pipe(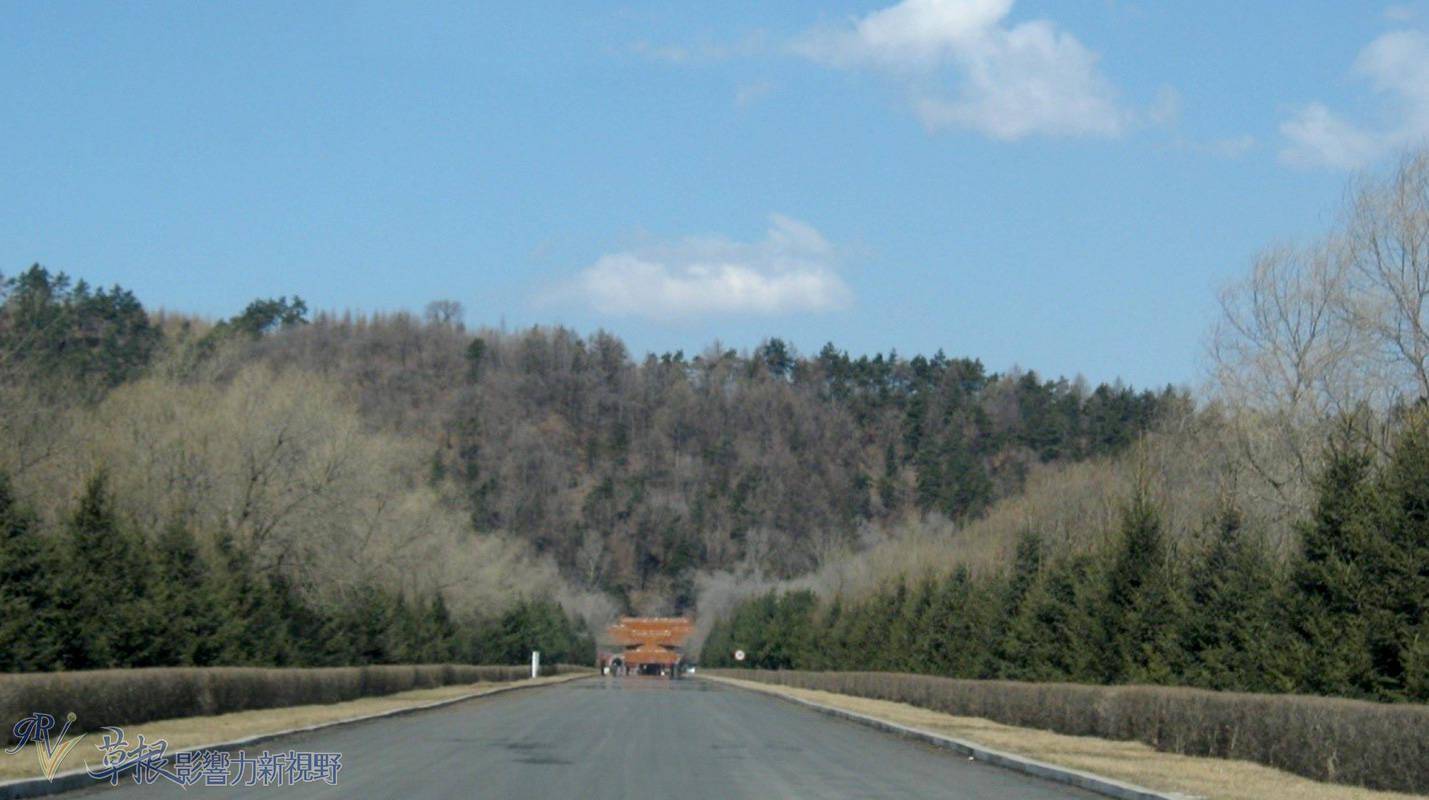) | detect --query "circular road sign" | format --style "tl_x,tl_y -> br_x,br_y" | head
734,649 -> 746,662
